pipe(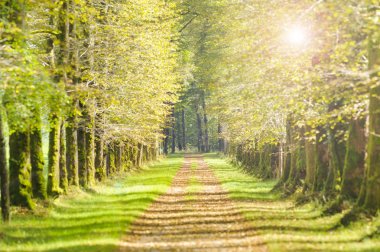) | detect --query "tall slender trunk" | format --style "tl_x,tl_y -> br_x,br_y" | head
0,113 -> 10,222
47,116 -> 60,195
281,117 -> 293,183
304,126 -> 316,192
171,127 -> 176,154
108,143 -> 116,174
85,114 -> 95,186
176,112 -> 182,151
59,122 -> 68,192
105,144 -> 110,176
30,110 -> 46,199
77,121 -> 87,187
115,142 -> 121,172
95,128 -> 105,181
341,119 -> 366,200
324,127 -> 341,195
196,111 -> 203,152
163,128 -> 170,155
181,109 -> 186,150
218,123 -> 224,152
313,126 -> 329,193
66,115 -> 78,185
137,143 -> 143,167
9,131 -> 33,208
202,95 -> 209,152
286,126 -> 306,191
361,27 -> 380,211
